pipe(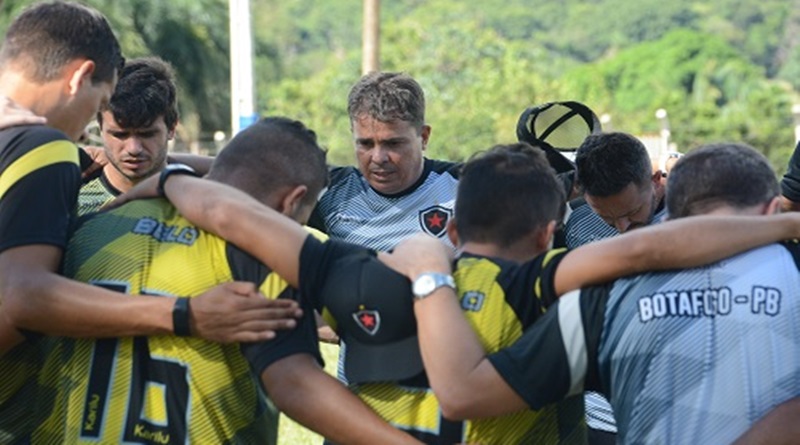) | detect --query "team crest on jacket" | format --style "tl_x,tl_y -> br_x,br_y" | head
353,309 -> 381,335
461,291 -> 485,312
419,205 -> 451,237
